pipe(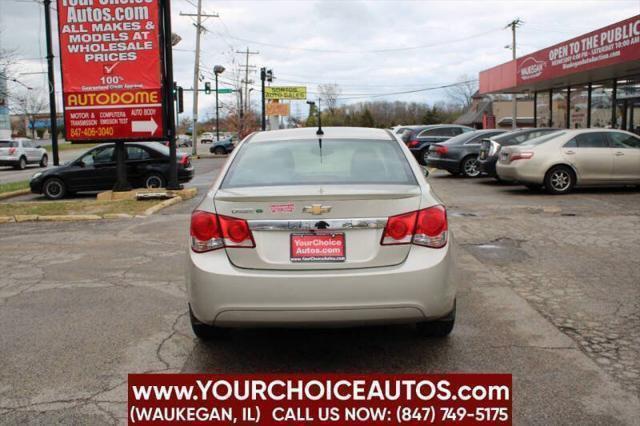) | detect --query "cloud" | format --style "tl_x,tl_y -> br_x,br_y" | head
1,0 -> 638,119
